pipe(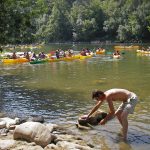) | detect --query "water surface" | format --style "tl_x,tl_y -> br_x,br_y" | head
0,44 -> 150,150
